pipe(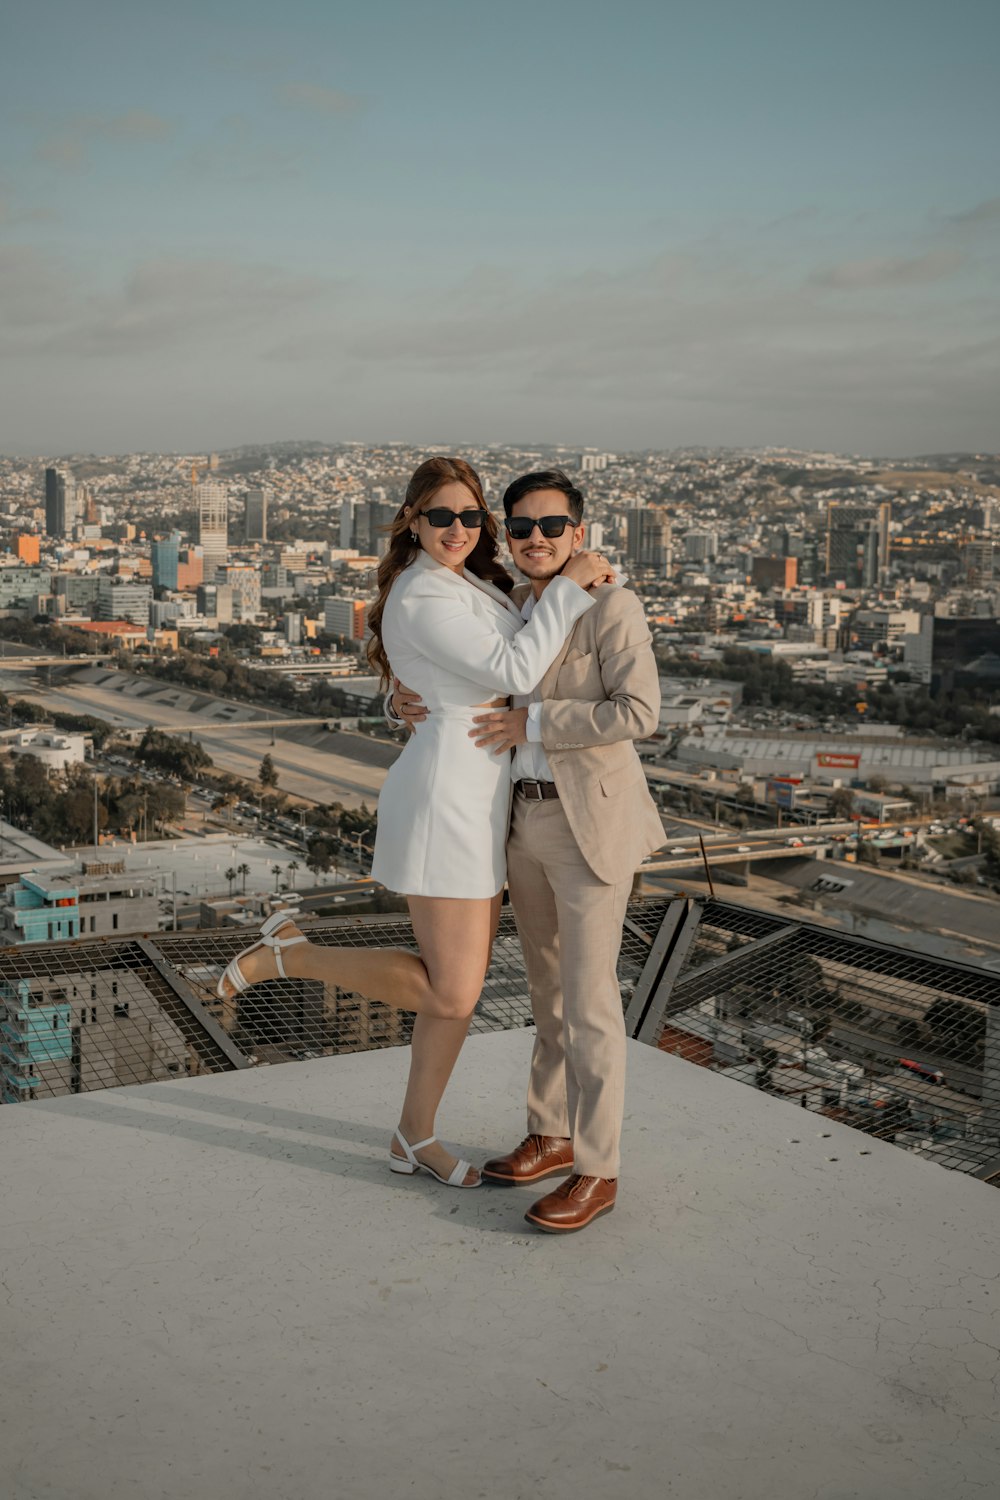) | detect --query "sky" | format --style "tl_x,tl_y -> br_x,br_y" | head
1,0 -> 999,458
